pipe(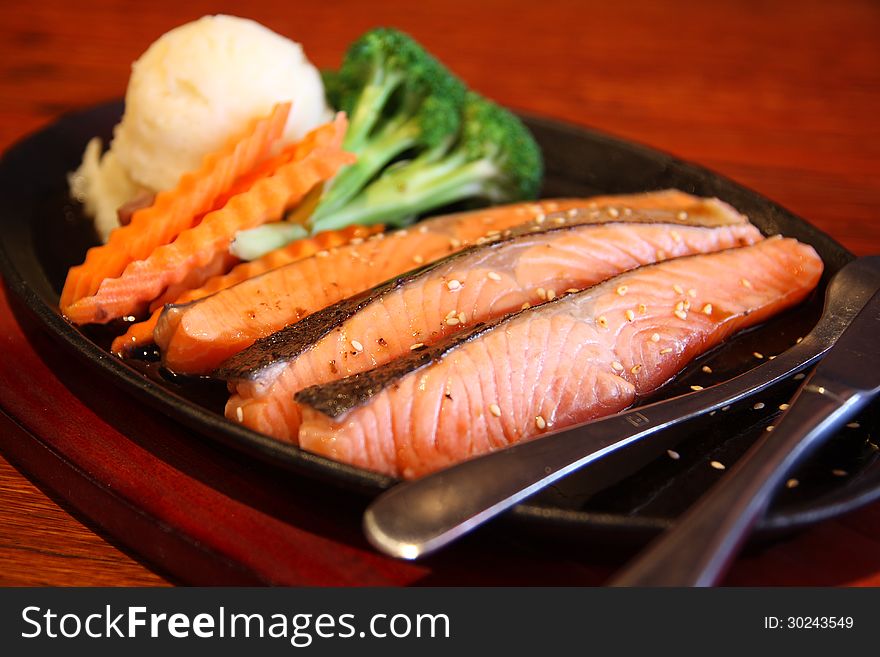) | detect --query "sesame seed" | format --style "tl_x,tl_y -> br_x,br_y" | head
447,279 -> 462,291
458,312 -> 466,323
597,315 -> 609,328
702,365 -> 713,374
753,352 -> 764,359
418,225 -> 429,234
794,373 -> 806,380
722,405 -> 731,412
690,385 -> 704,391
449,238 -> 462,248
546,288 -> 556,301
616,285 -> 628,296
741,278 -> 752,289
611,361 -> 625,372
847,422 -> 861,429
623,207 -> 633,216
657,249 -> 667,259
607,207 -> 620,218
675,301 -> 685,313
688,289 -> 697,298
536,287 -> 547,300
674,310 -> 688,320
349,237 -> 364,245
651,333 -> 661,342
521,302 -> 531,310
554,216 -> 566,225
395,229 -> 408,237
566,288 -> 580,294
671,230 -> 682,243
753,402 -> 765,410
667,449 -> 681,460
235,406 -> 244,422
487,271 -> 502,281
413,255 -> 424,264
638,303 -> 647,314
351,340 -> 364,352
673,284 -> 684,294
660,347 -> 673,355
631,364 -> 642,374
766,425 -> 775,432
446,309 -> 457,318
567,208 -> 579,218
710,461 -> 726,470
534,213 -> 546,224
677,211 -> 688,221
489,403 -> 502,417
410,342 -> 425,350
832,468 -> 848,477
316,250 -> 329,257
123,315 -> 136,322
446,317 -> 460,326
786,478 -> 799,489
486,229 -> 501,237
796,336 -> 803,344
625,309 -> 635,321
779,403 -> 790,411
702,303 -> 713,315
535,415 -> 547,430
